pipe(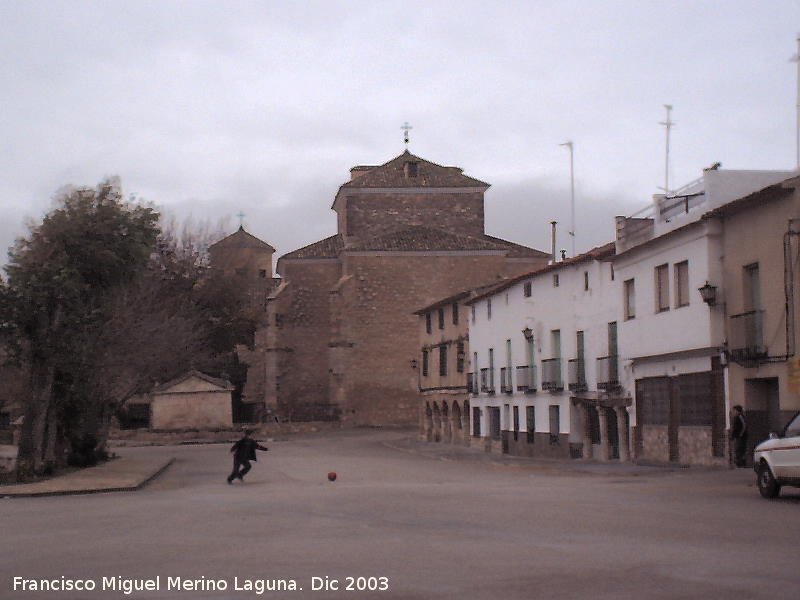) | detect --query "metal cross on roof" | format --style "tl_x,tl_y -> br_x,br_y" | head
401,121 -> 413,146
236,211 -> 245,228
